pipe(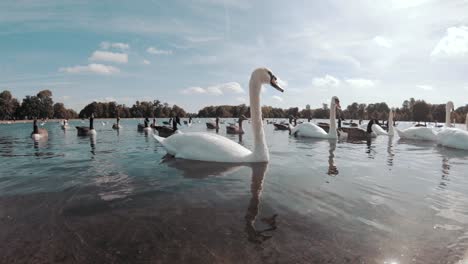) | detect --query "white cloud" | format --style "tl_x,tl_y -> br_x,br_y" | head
59,64 -> 120,75
272,95 -> 284,102
416,84 -> 433,90
181,87 -> 206,95
142,59 -> 150,65
346,78 -> 377,88
180,82 -> 244,95
313,75 -> 340,87
103,97 -> 117,102
373,36 -> 392,48
89,51 -> 128,63
236,97 -> 246,102
100,41 -> 130,50
431,26 -> 468,58
147,46 -> 173,55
